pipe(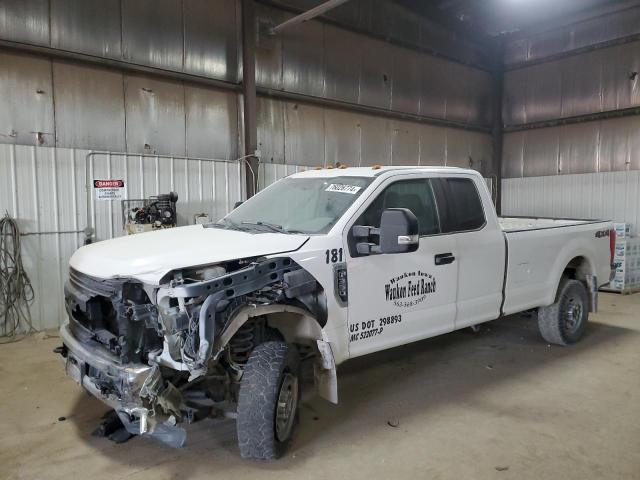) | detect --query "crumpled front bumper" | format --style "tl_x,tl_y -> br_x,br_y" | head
60,321 -> 152,417
59,322 -> 186,446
